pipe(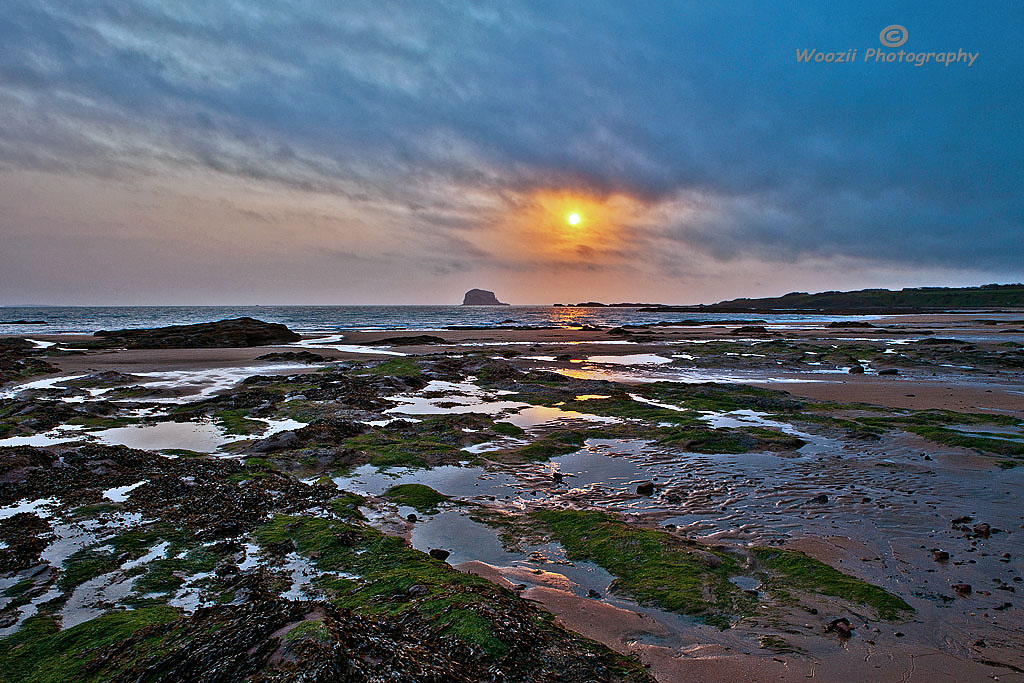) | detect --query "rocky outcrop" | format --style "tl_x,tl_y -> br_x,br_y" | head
461,289 -> 508,306
93,317 -> 301,349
